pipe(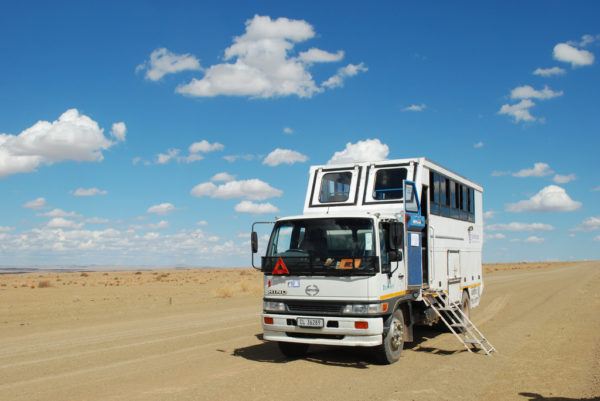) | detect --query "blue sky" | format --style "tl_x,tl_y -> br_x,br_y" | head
0,1 -> 599,266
